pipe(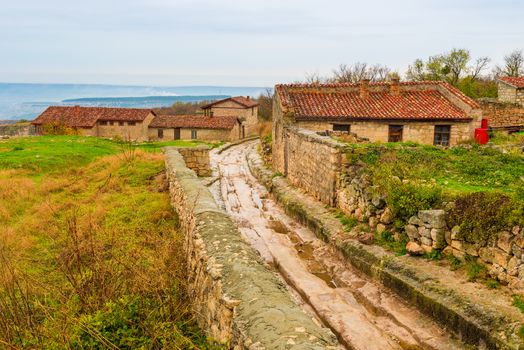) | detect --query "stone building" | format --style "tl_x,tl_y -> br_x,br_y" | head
148,114 -> 241,142
272,79 -> 483,174
497,76 -> 524,106
478,77 -> 524,132
201,96 -> 259,137
32,106 -> 155,141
